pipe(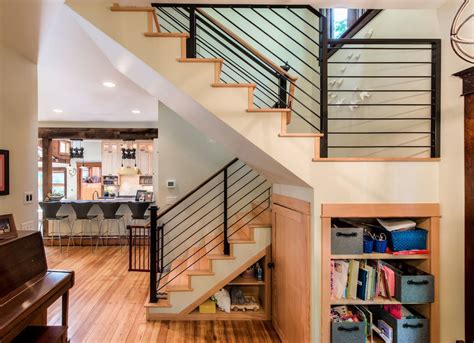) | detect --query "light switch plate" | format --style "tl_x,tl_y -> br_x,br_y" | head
24,192 -> 34,204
